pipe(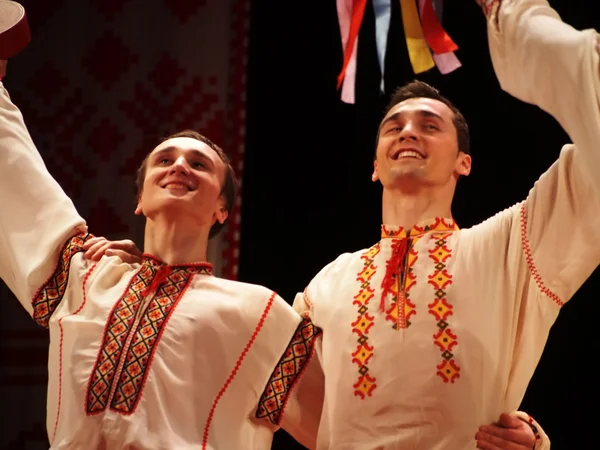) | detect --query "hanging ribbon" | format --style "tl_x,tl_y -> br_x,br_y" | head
399,0 -> 435,74
373,0 -> 392,93
337,0 -> 368,104
418,0 -> 461,74
420,0 -> 457,54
